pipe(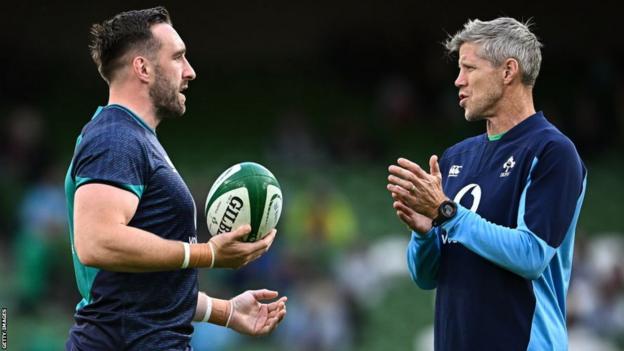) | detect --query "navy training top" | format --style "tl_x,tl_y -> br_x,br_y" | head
65,104 -> 198,350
